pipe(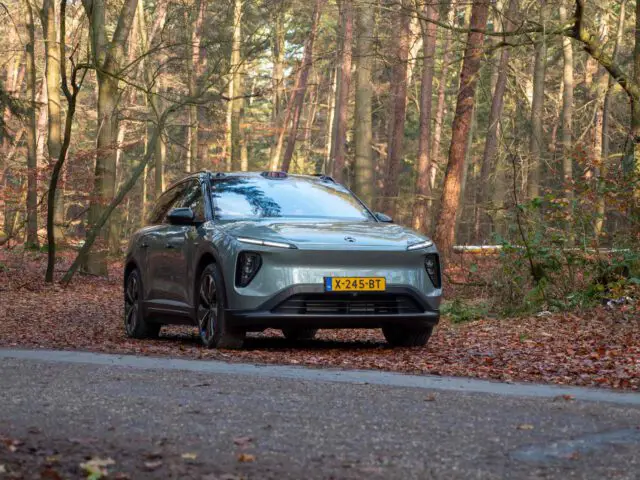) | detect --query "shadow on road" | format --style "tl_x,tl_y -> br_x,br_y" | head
156,329 -> 389,352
